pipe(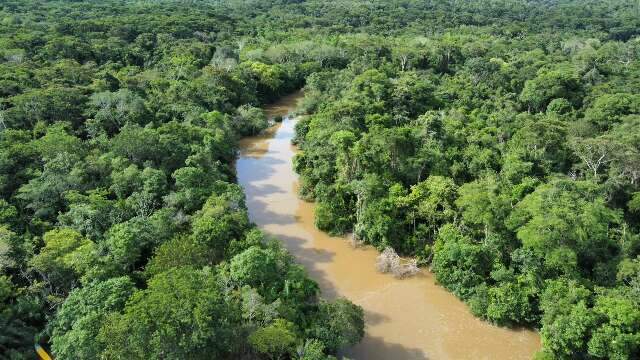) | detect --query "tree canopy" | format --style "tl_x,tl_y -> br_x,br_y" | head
1,0 -> 639,358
